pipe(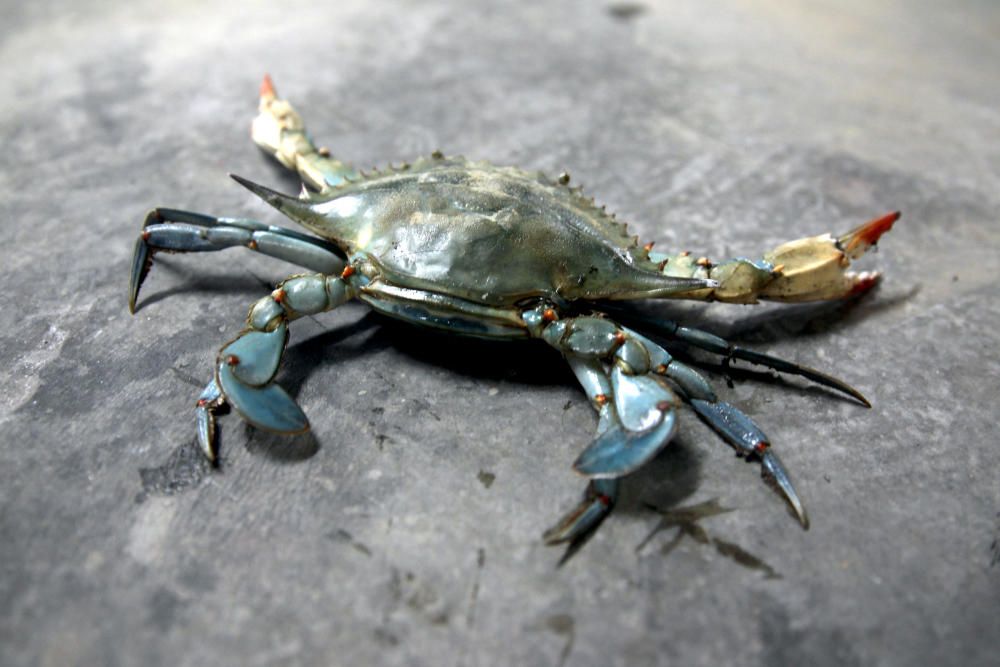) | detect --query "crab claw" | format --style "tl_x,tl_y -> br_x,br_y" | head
759,211 -> 900,302
259,73 -> 277,102
839,211 -> 900,260
251,75 -> 308,170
